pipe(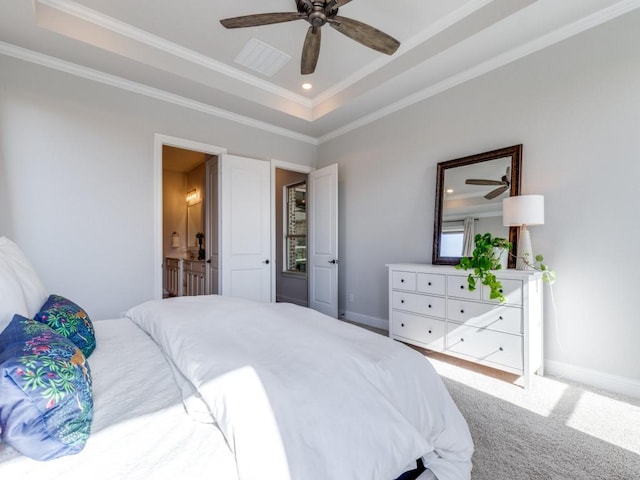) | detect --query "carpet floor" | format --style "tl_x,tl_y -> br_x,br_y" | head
424,352 -> 640,480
